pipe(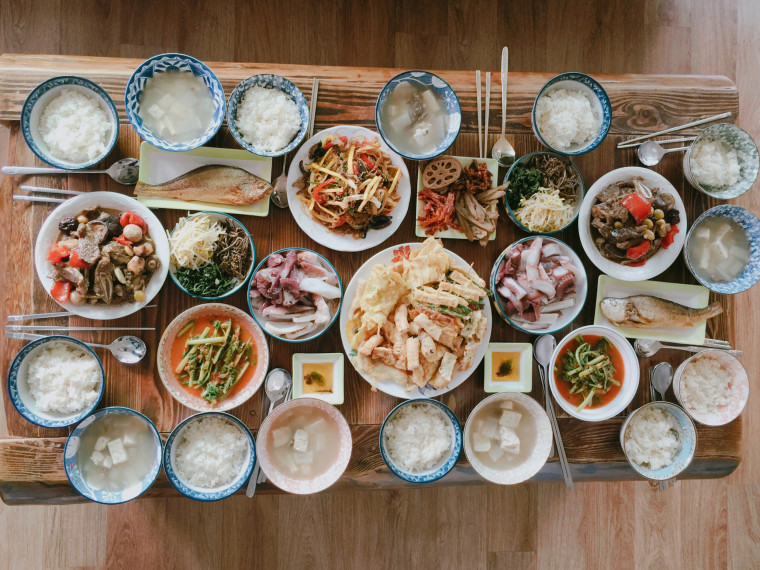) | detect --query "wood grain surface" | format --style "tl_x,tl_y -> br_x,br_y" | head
0,54 -> 742,503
